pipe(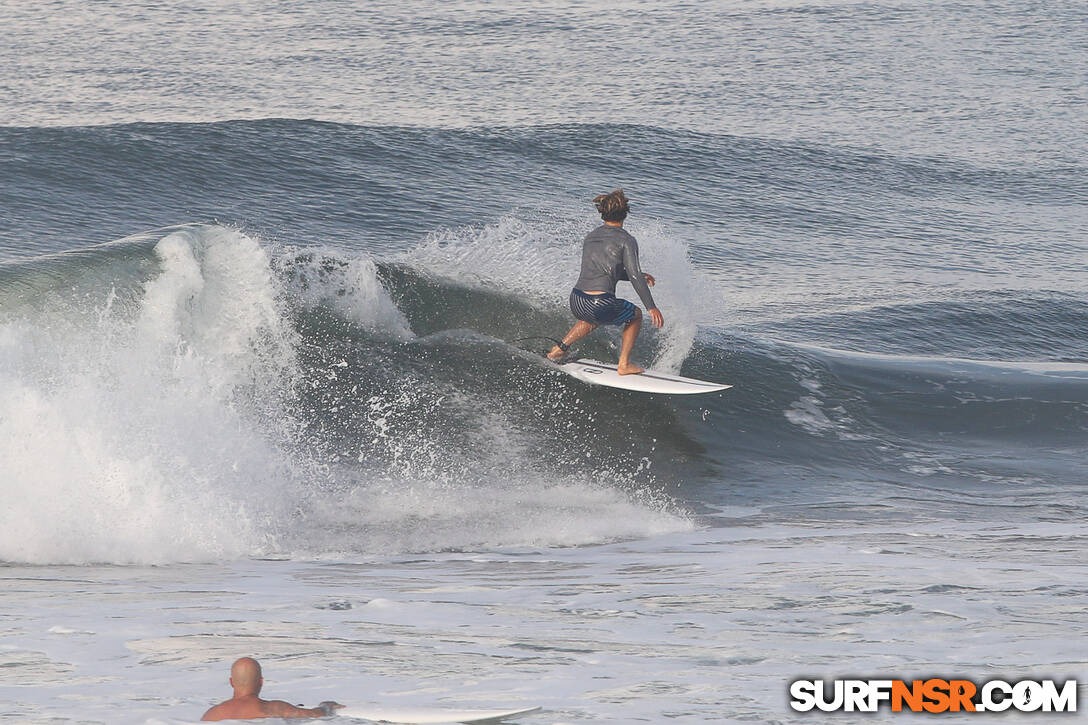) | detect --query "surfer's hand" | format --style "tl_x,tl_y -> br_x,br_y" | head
643,273 -> 656,287
318,701 -> 343,716
649,308 -> 664,328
